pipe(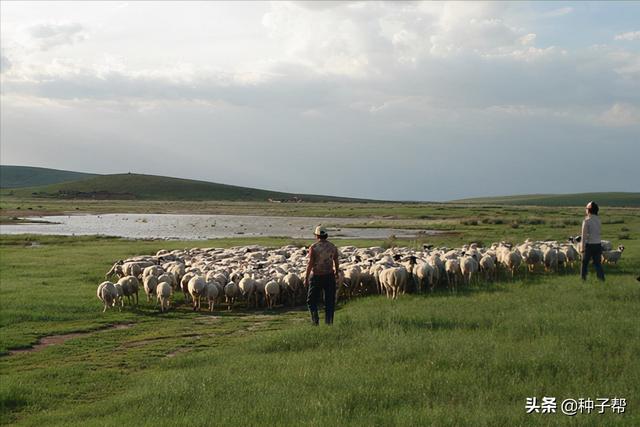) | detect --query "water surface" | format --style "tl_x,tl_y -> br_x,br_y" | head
0,213 -> 443,240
